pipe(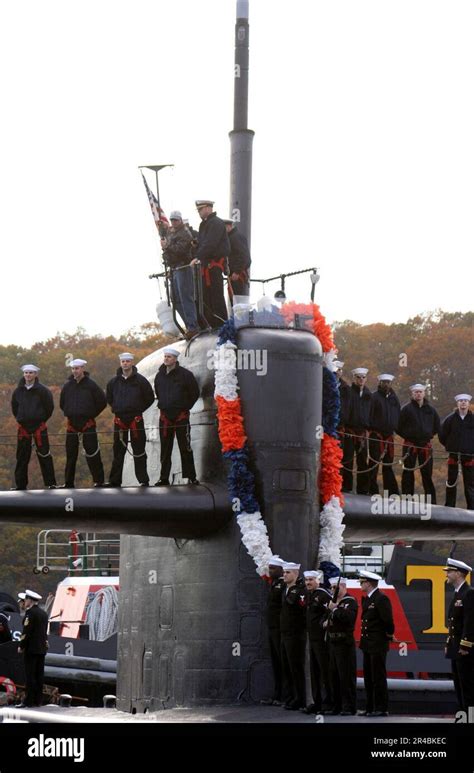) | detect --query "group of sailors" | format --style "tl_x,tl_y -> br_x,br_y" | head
160,201 -> 251,336
335,363 -> 474,509
263,555 -> 474,716
10,348 -> 200,490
